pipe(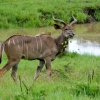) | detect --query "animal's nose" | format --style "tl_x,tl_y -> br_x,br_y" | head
70,33 -> 75,38
73,33 -> 75,36
71,33 -> 75,36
